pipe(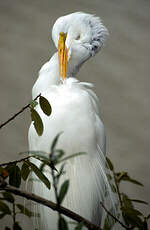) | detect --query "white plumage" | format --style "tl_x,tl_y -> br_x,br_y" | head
28,12 -> 115,230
